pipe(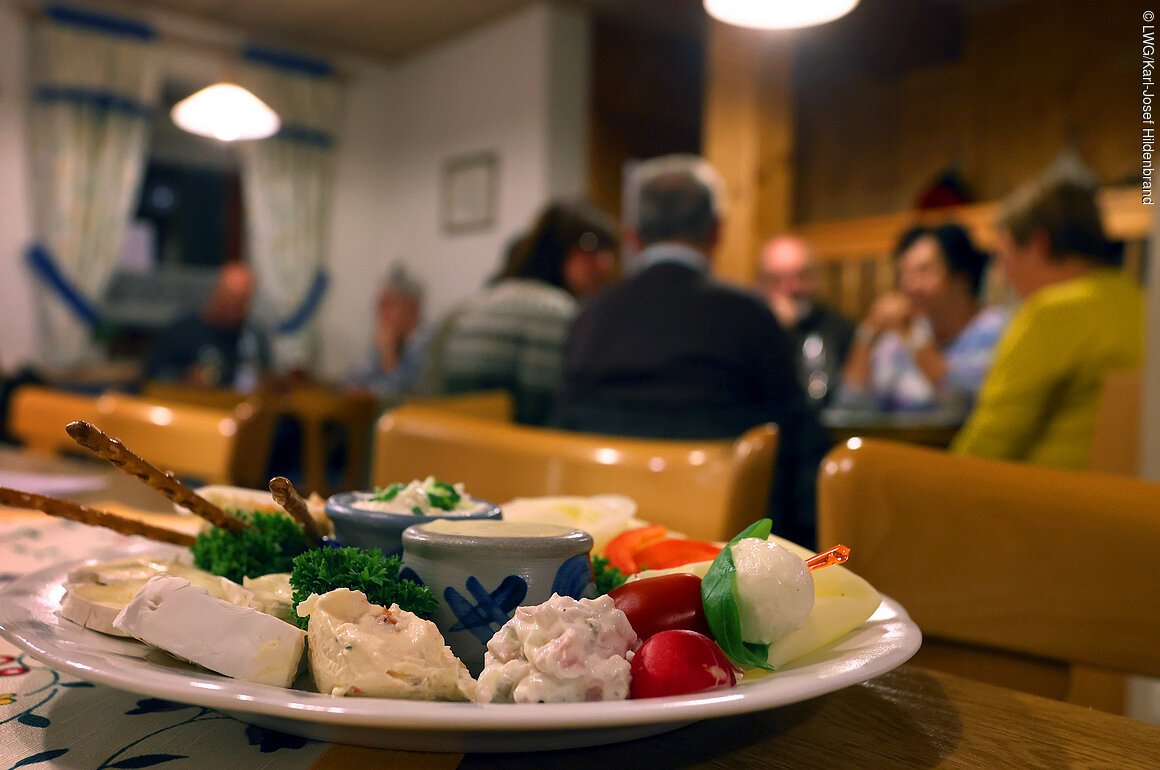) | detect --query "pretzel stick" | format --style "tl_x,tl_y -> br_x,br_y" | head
65,420 -> 249,533
268,476 -> 325,546
0,487 -> 196,547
